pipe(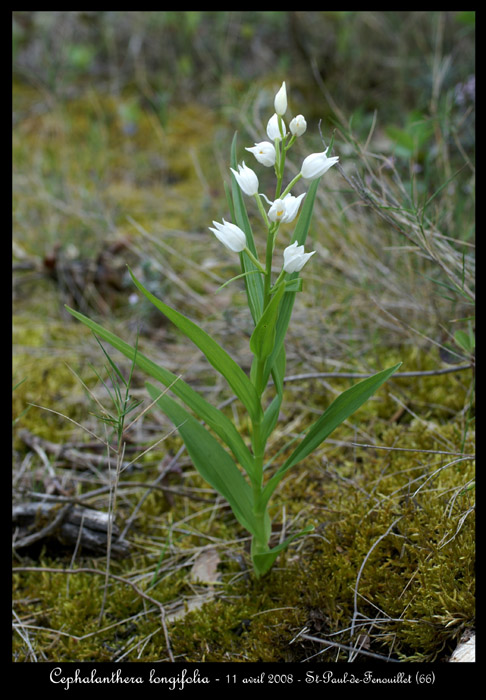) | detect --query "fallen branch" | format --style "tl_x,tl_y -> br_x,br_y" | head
17,428 -> 132,471
12,502 -> 130,558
